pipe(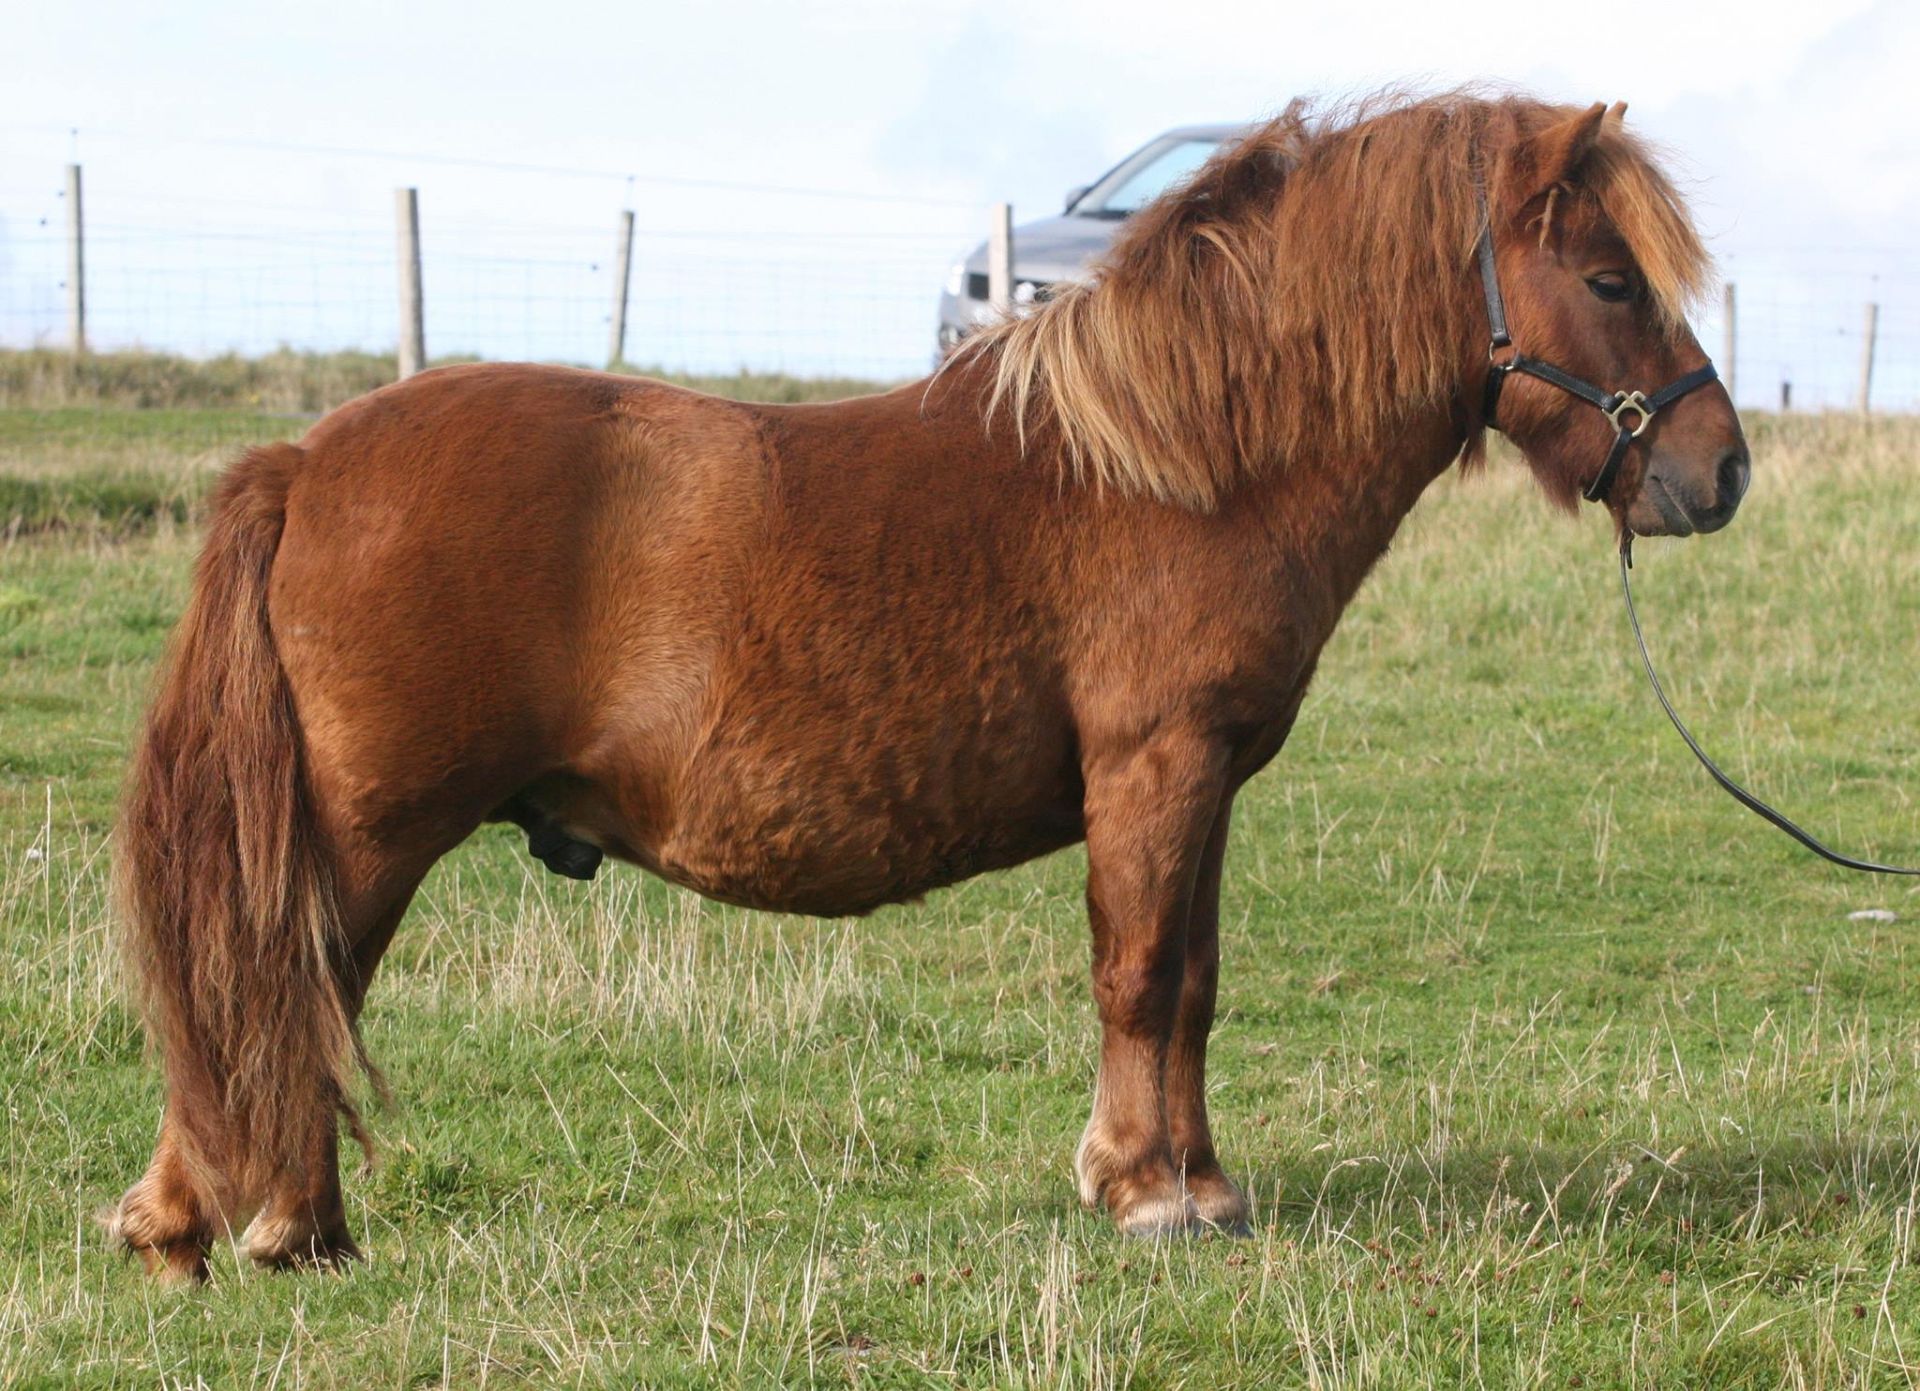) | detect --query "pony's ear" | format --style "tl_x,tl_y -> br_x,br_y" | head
1503,101 -> 1609,207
